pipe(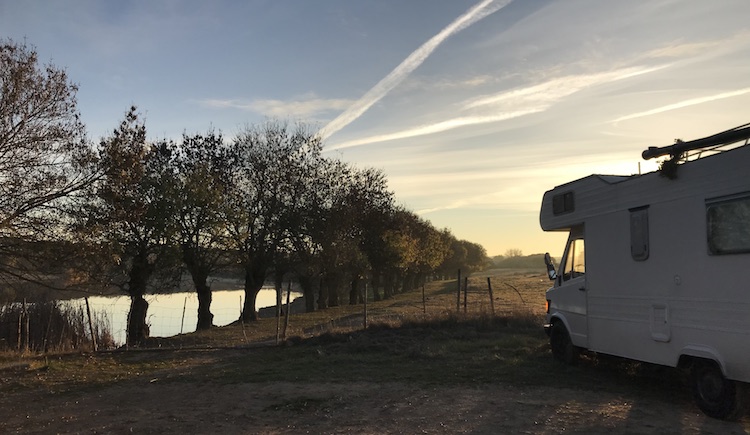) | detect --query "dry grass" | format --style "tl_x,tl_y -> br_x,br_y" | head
3,271 -> 747,433
0,272 -> 552,391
